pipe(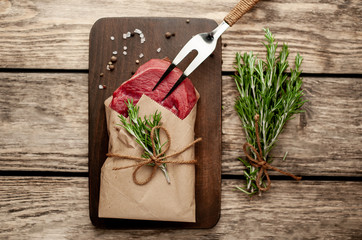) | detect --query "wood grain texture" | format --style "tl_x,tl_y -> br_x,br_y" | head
0,72 -> 88,171
1,177 -> 361,239
1,73 -> 361,176
88,17 -> 222,228
0,0 -> 361,73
